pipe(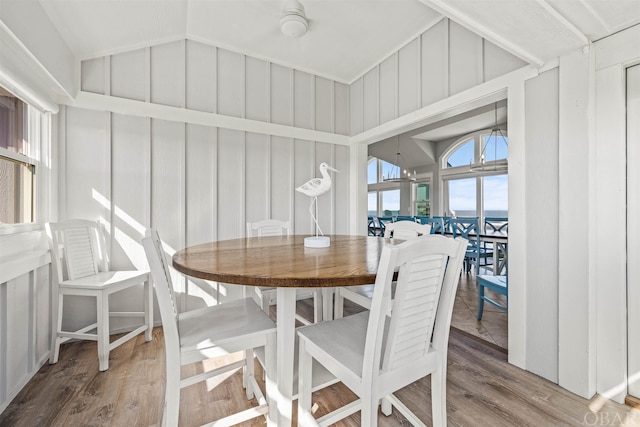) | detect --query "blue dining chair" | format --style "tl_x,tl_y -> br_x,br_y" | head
477,274 -> 508,320
368,216 -> 378,236
433,216 -> 452,234
449,217 -> 492,275
418,216 -> 446,235
485,217 -> 508,233
377,217 -> 393,236
395,216 -> 417,223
